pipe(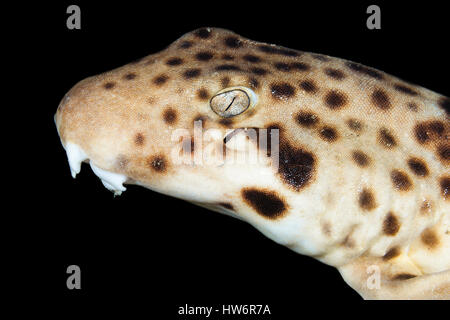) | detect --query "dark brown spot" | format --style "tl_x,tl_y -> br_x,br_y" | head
407,157 -> 429,177
383,247 -> 401,261
148,155 -> 167,172
153,74 -> 168,85
359,188 -> 377,211
195,51 -> 214,61
414,123 -> 430,144
295,111 -> 319,128
180,41 -> 193,49
393,274 -> 417,280
271,83 -> 296,100
197,88 -> 209,100
324,90 -> 347,109
243,54 -> 261,63
277,139 -> 316,191
218,202 -> 234,210
408,102 -> 419,112
257,45 -> 299,57
352,150 -> 370,167
291,62 -> 310,71
347,119 -> 363,132
440,177 -> 449,200
134,133 -> 145,146
421,228 -> 439,248
319,126 -> 338,142
222,54 -> 234,60
299,80 -> 317,93
274,62 -> 291,71
162,108 -> 177,125
393,84 -> 419,96
248,77 -> 259,89
224,36 -> 242,48
371,89 -> 391,110
215,64 -> 241,71
194,28 -> 211,39
124,73 -> 137,80
166,57 -> 183,66
311,54 -> 330,61
242,188 -> 287,219
345,61 -> 384,80
378,128 -> 397,148
250,67 -> 269,75
437,144 -> 450,162
219,118 -> 233,127
429,121 -> 444,136
383,212 -> 401,236
324,68 -> 346,80
183,68 -> 201,79
391,170 -> 413,191
438,97 -> 450,114
220,76 -> 231,87
103,82 -> 115,89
